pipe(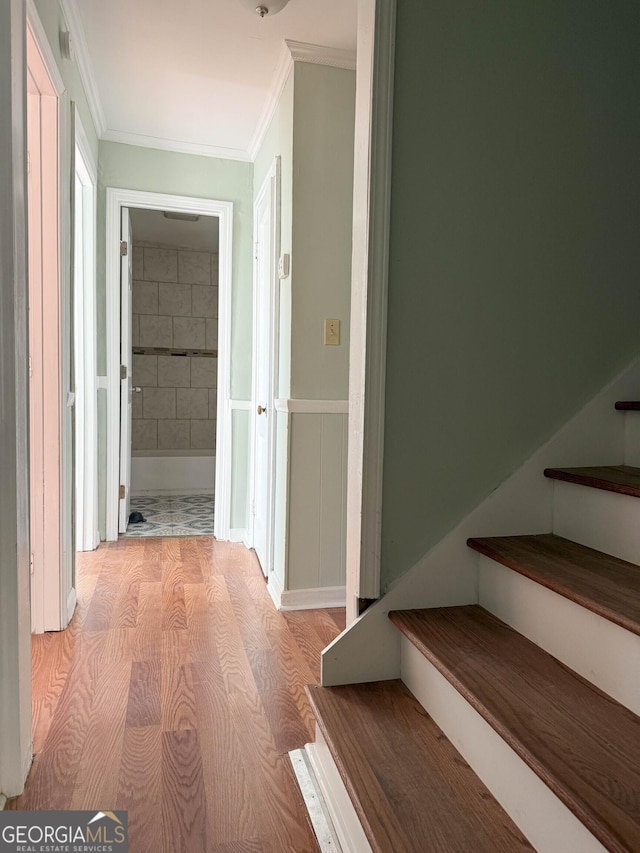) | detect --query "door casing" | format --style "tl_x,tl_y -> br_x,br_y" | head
105,189 -> 233,541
